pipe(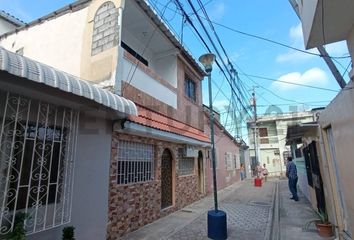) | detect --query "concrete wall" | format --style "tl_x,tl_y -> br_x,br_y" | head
0,8 -> 88,78
319,80 -> 354,235
347,26 -> 354,79
204,116 -> 240,195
